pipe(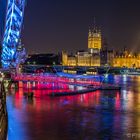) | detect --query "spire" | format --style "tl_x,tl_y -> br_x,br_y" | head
88,26 -> 92,37
93,17 -> 98,33
93,17 -> 96,30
